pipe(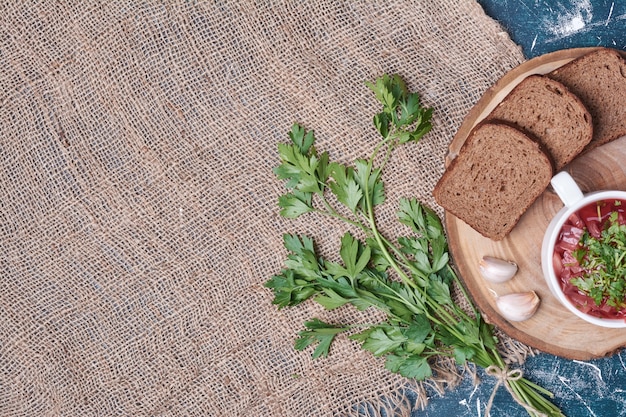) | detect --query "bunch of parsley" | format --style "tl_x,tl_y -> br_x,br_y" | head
266,74 -> 563,417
